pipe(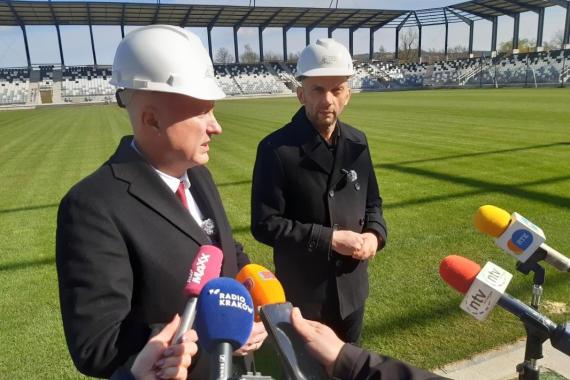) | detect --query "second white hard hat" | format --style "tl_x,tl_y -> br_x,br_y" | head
296,38 -> 354,79
111,24 -> 225,101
